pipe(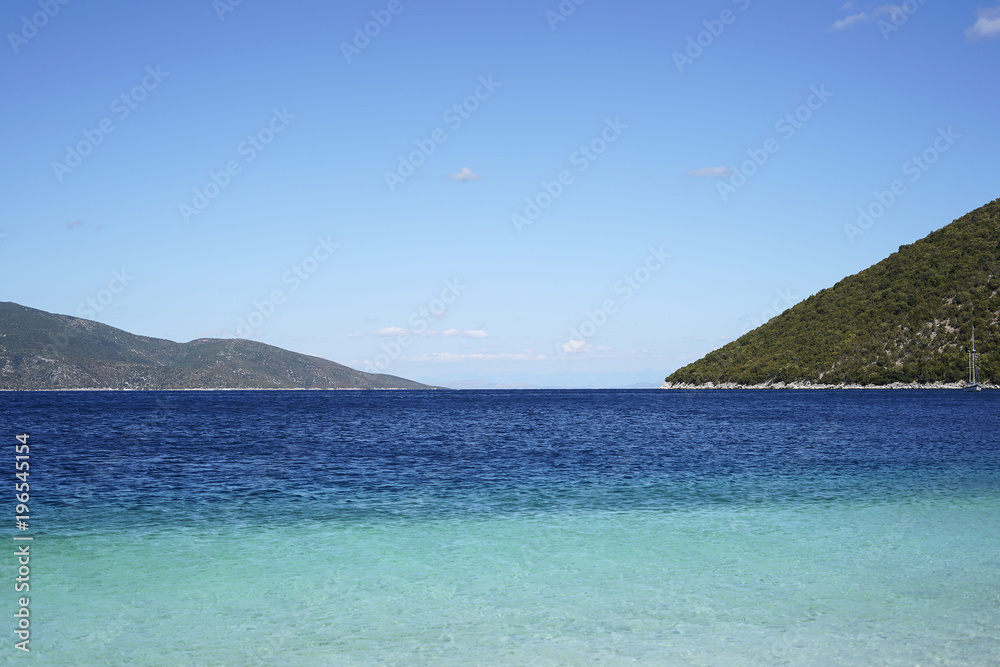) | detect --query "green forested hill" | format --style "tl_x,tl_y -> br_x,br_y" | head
667,198 -> 1000,386
0,302 -> 433,390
